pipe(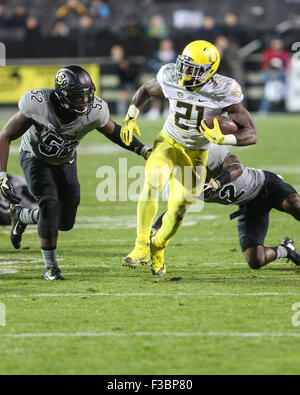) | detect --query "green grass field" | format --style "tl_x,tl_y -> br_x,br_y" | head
1,113 -> 300,375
